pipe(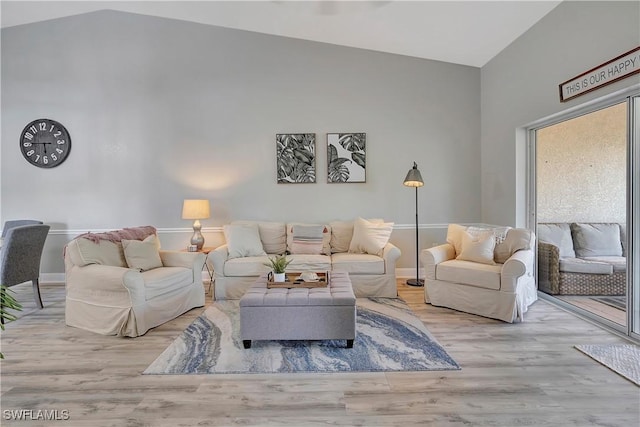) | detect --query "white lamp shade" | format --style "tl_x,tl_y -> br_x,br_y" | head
181,199 -> 210,220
